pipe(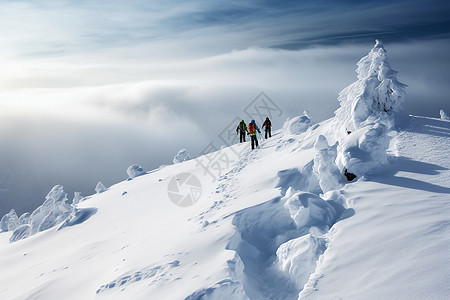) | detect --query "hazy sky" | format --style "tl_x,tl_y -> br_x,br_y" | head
1,0 -> 450,216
